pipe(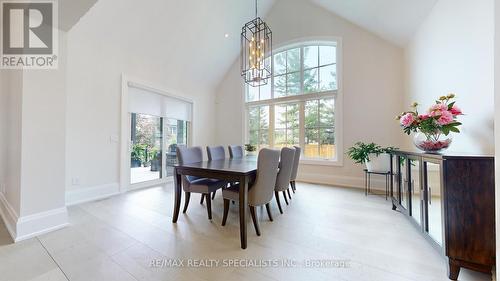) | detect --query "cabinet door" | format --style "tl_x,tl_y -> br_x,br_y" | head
425,161 -> 444,246
391,155 -> 400,203
409,158 -> 422,227
399,157 -> 409,210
